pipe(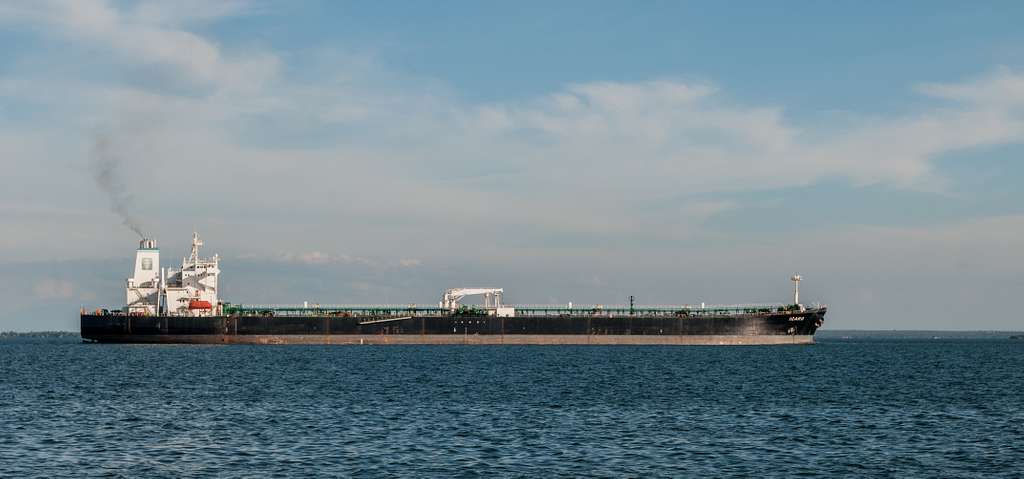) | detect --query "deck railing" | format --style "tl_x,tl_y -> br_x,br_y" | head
220,303 -> 824,317
86,303 -> 825,318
